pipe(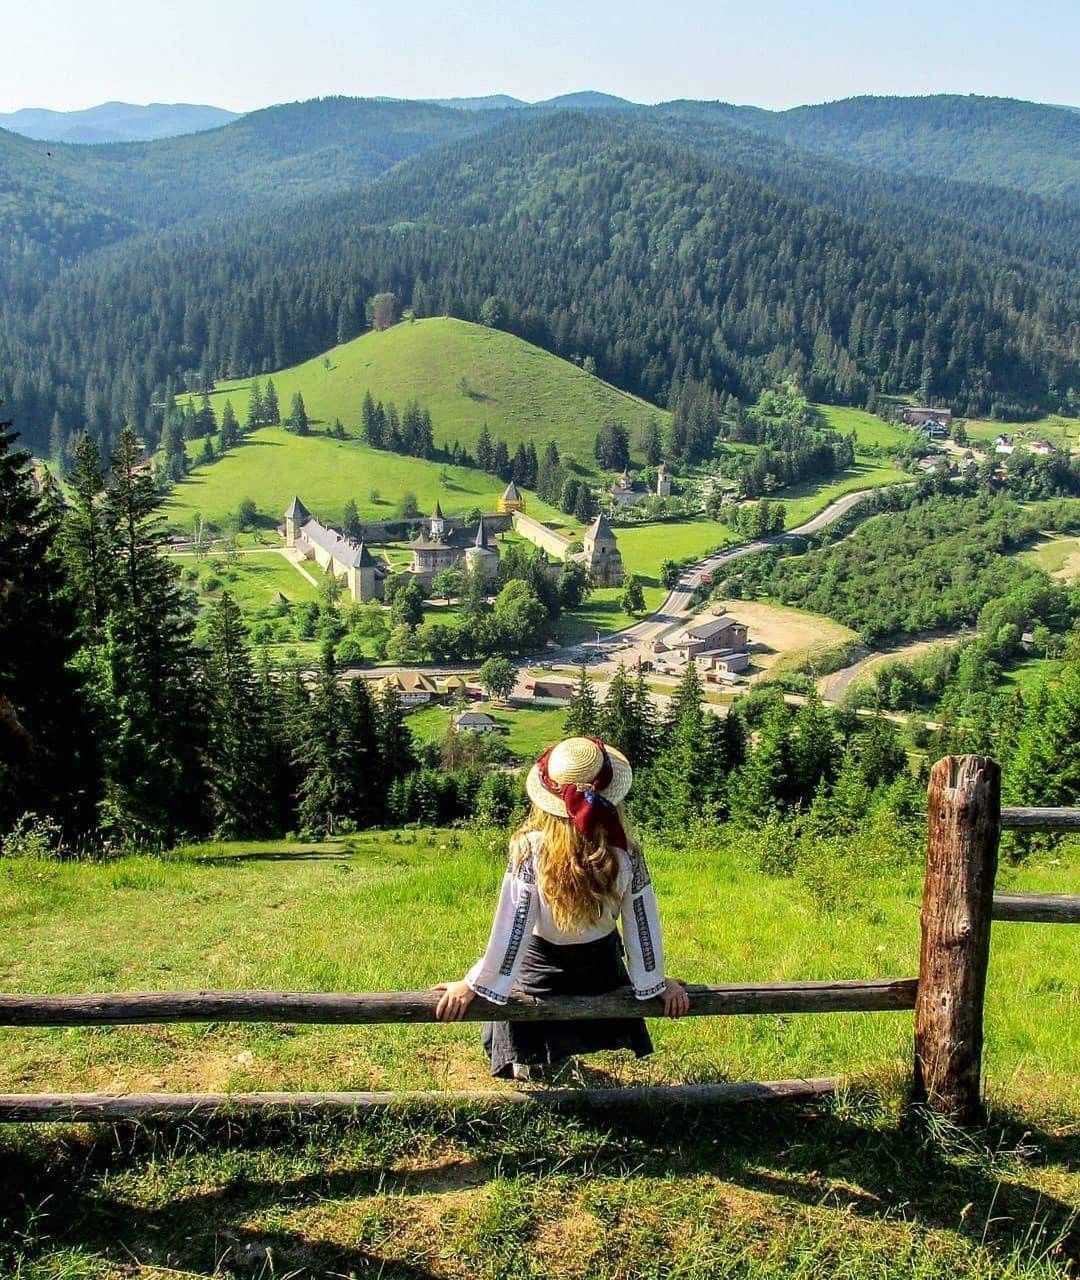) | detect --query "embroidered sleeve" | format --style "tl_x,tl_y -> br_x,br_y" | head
620,853 -> 666,1001
464,854 -> 540,1005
